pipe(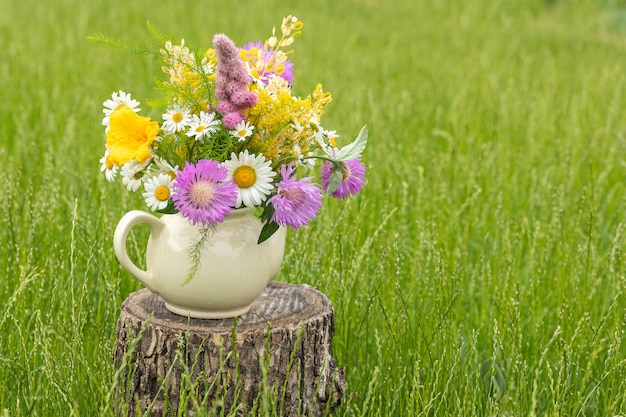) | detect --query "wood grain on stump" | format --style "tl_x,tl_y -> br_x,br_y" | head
114,282 -> 345,416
